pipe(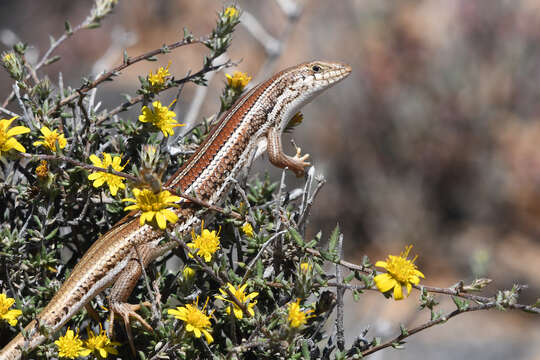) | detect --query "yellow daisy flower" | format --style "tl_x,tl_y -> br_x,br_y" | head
35,160 -> 49,178
80,324 -> 120,359
224,6 -> 238,18
287,298 -> 314,328
187,221 -> 221,262
87,152 -> 128,196
241,222 -> 254,237
148,63 -> 171,89
122,188 -> 181,230
33,126 -> 67,151
54,328 -> 86,359
300,262 -> 312,274
225,71 -> 251,90
138,100 -> 184,137
168,297 -> 214,343
215,283 -> 258,319
0,115 -> 30,155
183,266 -> 195,280
3,52 -> 14,63
0,293 -> 22,326
374,245 -> 425,300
